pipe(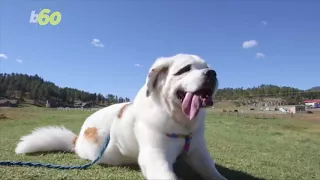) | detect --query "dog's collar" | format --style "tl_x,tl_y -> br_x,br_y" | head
166,133 -> 192,157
